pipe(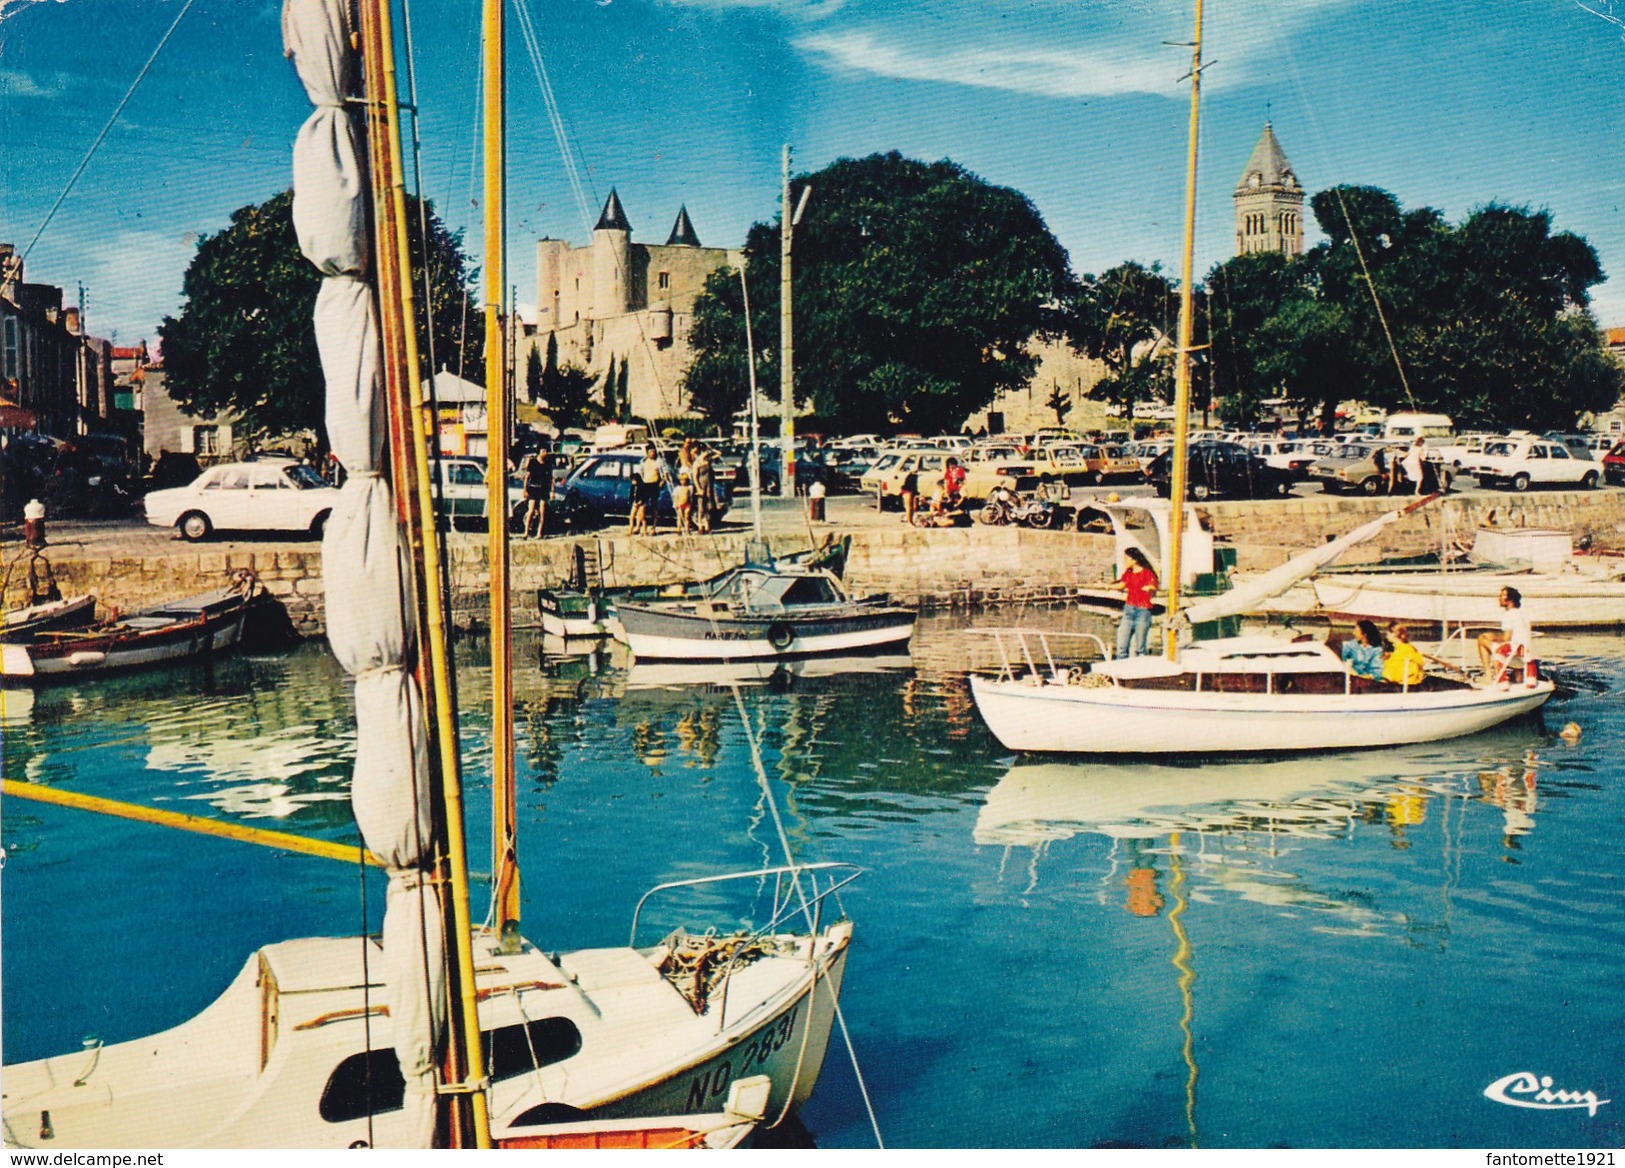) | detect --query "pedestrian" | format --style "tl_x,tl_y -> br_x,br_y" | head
900,466 -> 919,524
1113,546 -> 1159,658
692,445 -> 716,533
632,443 -> 665,535
1477,585 -> 1537,688
673,470 -> 694,535
521,446 -> 553,538
1402,436 -> 1427,496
